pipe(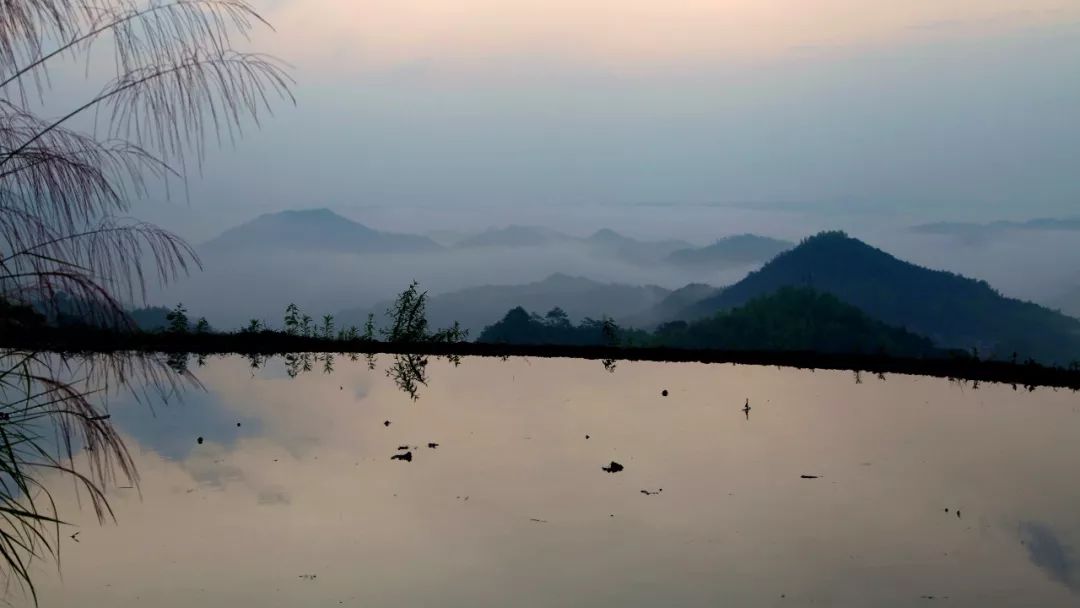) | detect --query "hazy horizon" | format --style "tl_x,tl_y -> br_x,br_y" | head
75,0 -> 1079,329
126,0 -> 1080,242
